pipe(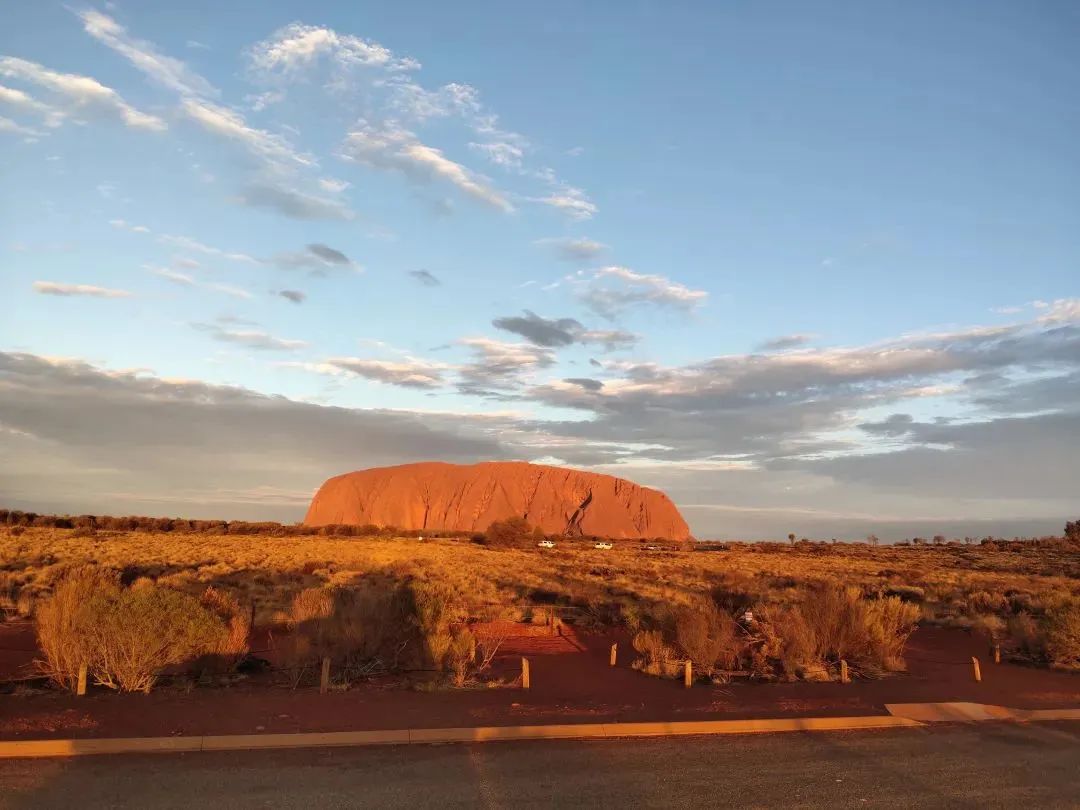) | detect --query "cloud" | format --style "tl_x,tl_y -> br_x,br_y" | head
246,22 -> 419,78
0,83 -> 64,127
147,266 -> 194,286
191,321 -> 307,351
307,243 -> 350,265
0,56 -> 165,131
0,351 -> 500,520
408,270 -> 441,287
290,357 -> 449,389
157,234 -> 257,264
33,281 -> 132,298
142,264 -> 251,299
234,181 -> 354,221
565,377 -> 603,392
76,9 -> 218,98
534,237 -> 607,262
758,334 -> 817,352
181,98 -> 313,168
340,120 -> 512,212
532,187 -> 597,220
277,289 -> 306,304
491,310 -> 637,350
457,337 -> 555,396
271,243 -> 358,273
0,116 -> 42,138
109,218 -> 151,234
580,266 -> 708,318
